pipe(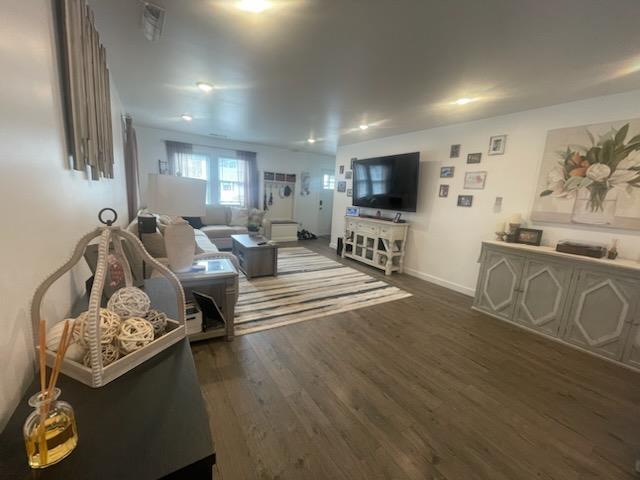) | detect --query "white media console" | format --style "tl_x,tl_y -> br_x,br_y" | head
341,216 -> 409,275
